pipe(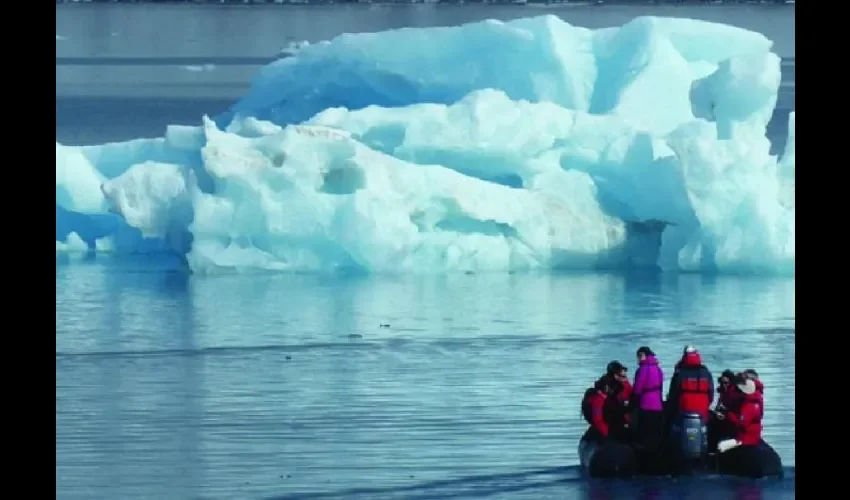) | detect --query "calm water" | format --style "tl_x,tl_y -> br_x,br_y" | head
55,4 -> 795,58
56,259 -> 795,499
56,4 -> 795,499
55,3 -> 795,146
